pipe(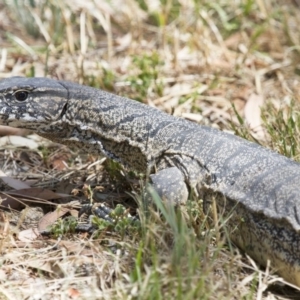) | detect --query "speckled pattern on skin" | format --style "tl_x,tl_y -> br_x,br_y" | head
1,77 -> 300,286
